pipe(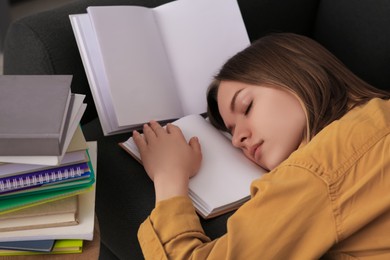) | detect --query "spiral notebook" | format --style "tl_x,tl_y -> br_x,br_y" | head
0,162 -> 90,195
